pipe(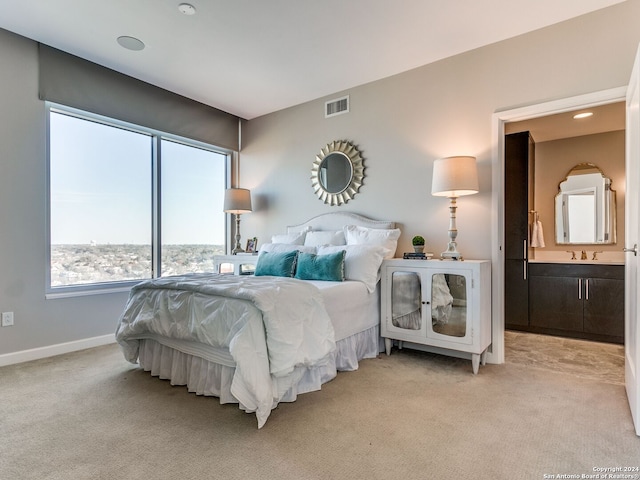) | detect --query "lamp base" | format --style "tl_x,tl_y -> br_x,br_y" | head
440,250 -> 463,261
440,242 -> 463,261
231,215 -> 244,255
